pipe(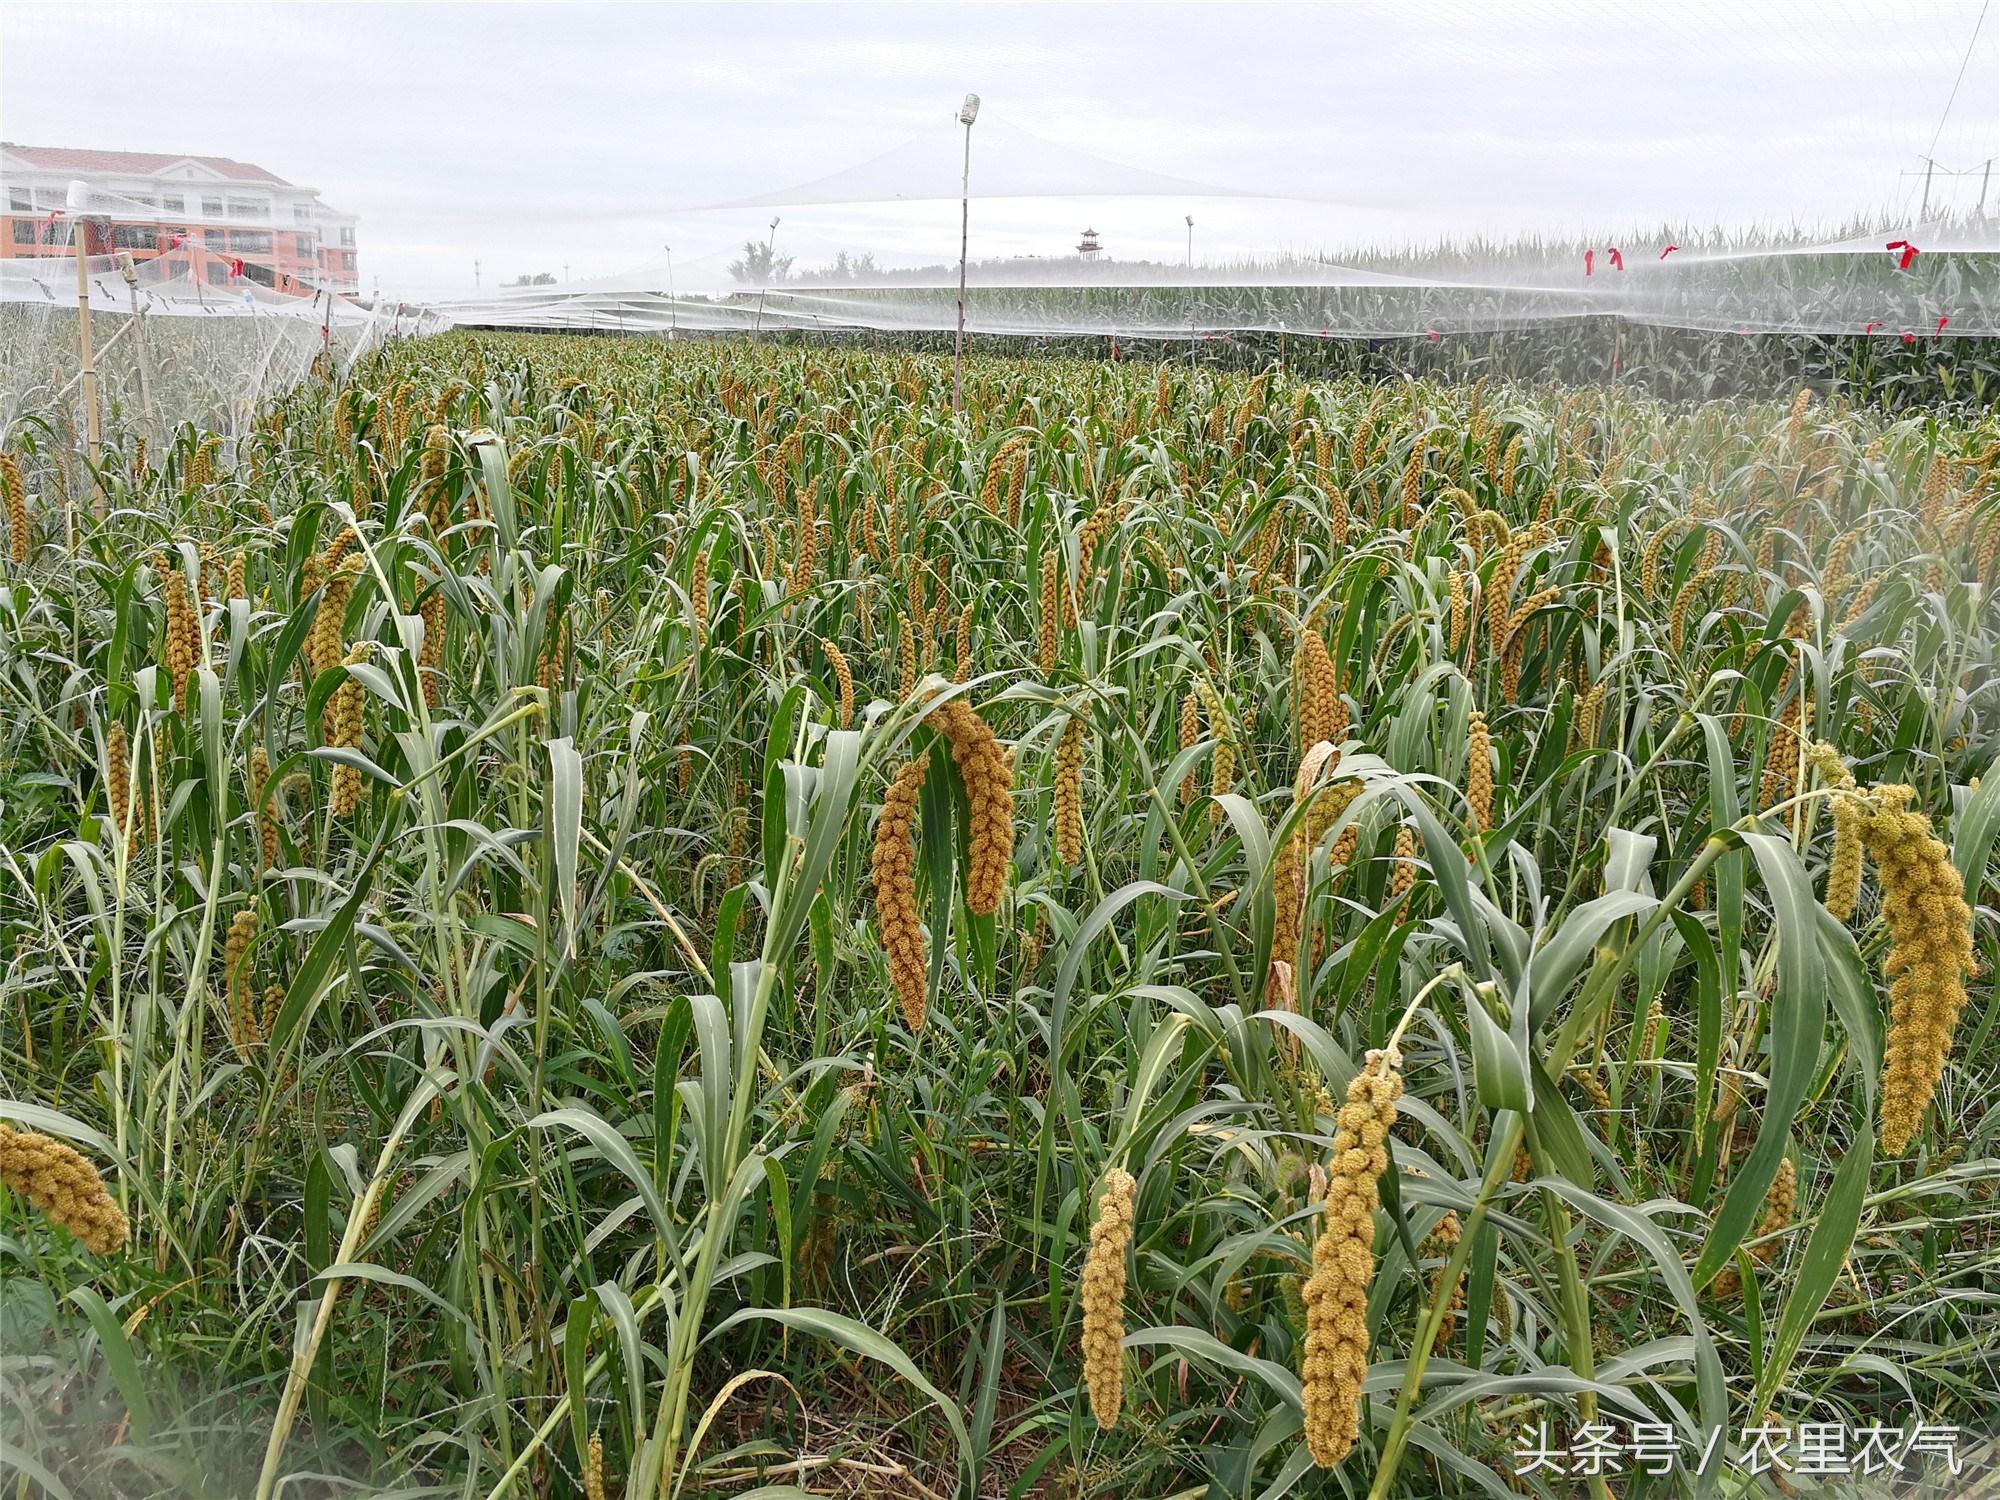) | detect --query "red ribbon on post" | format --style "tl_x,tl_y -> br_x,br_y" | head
227,257 -> 245,280
1659,244 -> 1680,259
1583,249 -> 1595,276
1608,247 -> 1625,271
